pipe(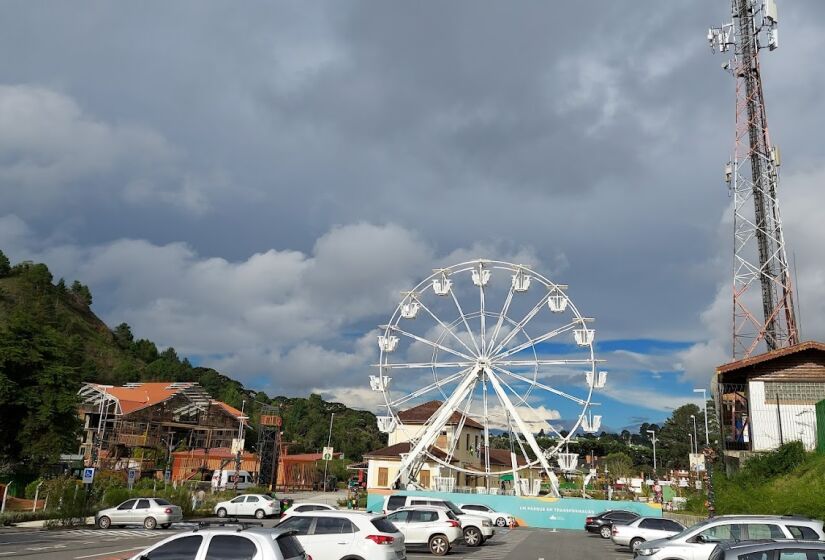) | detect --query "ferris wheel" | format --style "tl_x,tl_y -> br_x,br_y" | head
369,259 -> 606,496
